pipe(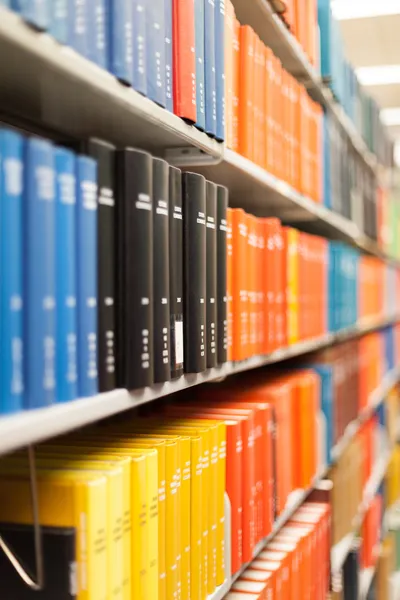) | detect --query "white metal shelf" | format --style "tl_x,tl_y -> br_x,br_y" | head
0,314 -> 397,456
0,7 -> 222,158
